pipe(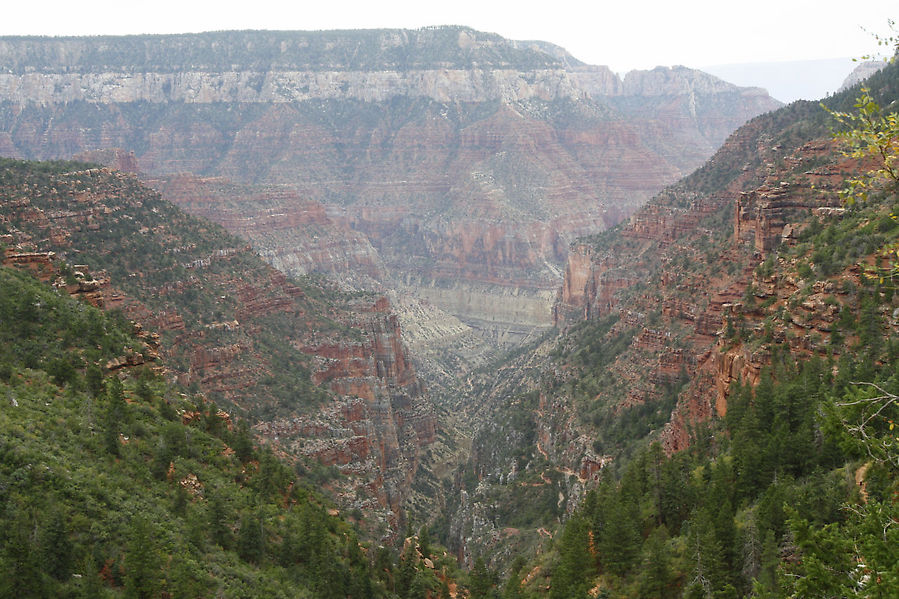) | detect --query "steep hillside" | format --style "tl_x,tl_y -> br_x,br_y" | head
0,28 -> 781,361
0,263 -> 384,598
440,58 -> 899,580
0,158 -> 436,537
